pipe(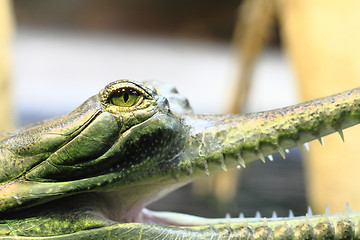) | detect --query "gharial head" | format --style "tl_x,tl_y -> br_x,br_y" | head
1,79 -> 360,238
0,80 -> 191,216
9,79 -> 186,182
